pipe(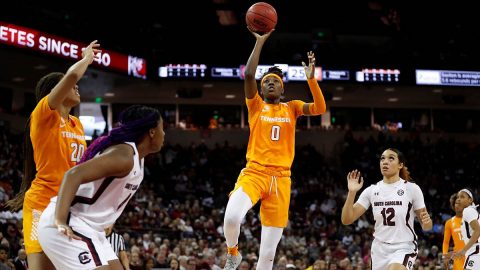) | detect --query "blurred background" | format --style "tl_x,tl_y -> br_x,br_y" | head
1,1 -> 479,269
